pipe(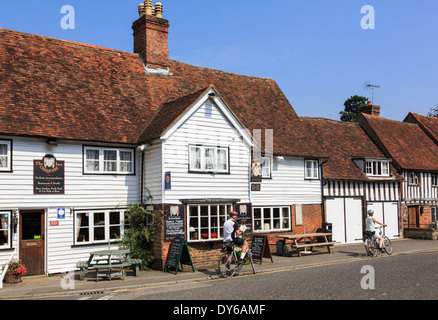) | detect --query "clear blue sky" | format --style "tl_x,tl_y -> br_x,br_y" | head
1,0 -> 437,121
